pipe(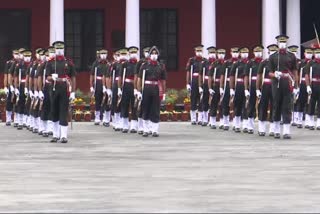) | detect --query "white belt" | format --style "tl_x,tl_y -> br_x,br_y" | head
115,77 -> 120,81
263,78 -> 272,83
226,78 -> 230,82
251,76 -> 257,80
301,77 -> 306,81
215,79 -> 220,82
45,80 -> 51,84
192,73 -> 199,77
20,79 -> 26,83
204,76 -> 209,80
237,78 -> 244,82
125,78 -> 134,83
312,78 -> 320,82
145,80 -> 158,85
96,76 -> 103,80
